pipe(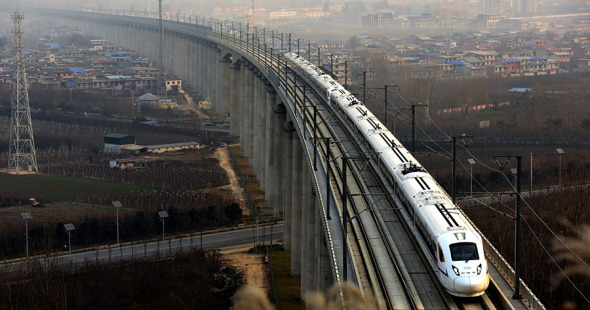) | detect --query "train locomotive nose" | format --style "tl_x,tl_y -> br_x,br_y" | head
453,276 -> 487,296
